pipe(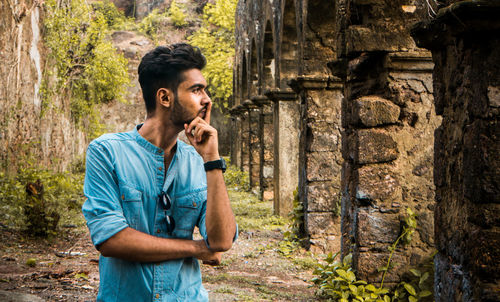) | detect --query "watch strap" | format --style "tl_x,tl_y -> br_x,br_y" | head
204,157 -> 226,173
